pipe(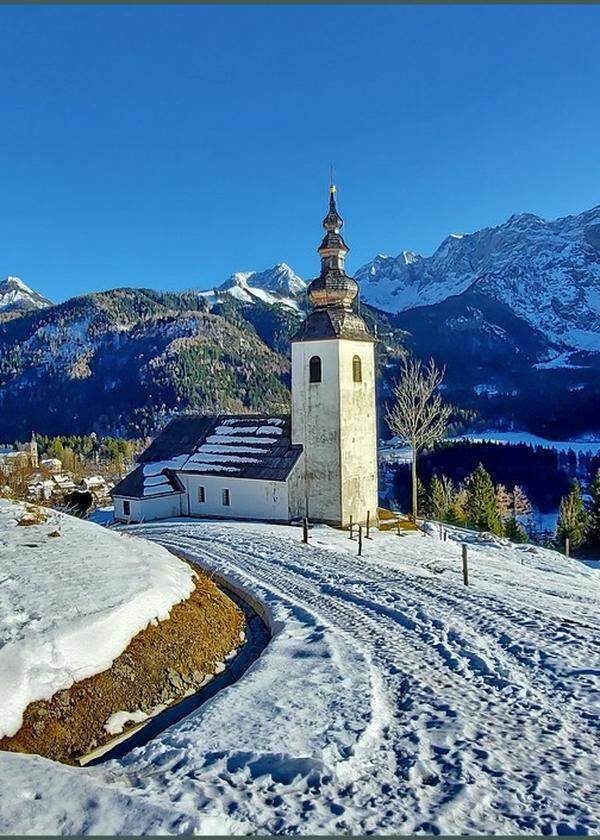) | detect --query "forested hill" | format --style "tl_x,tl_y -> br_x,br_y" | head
0,288 -> 296,440
0,286 -> 404,440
